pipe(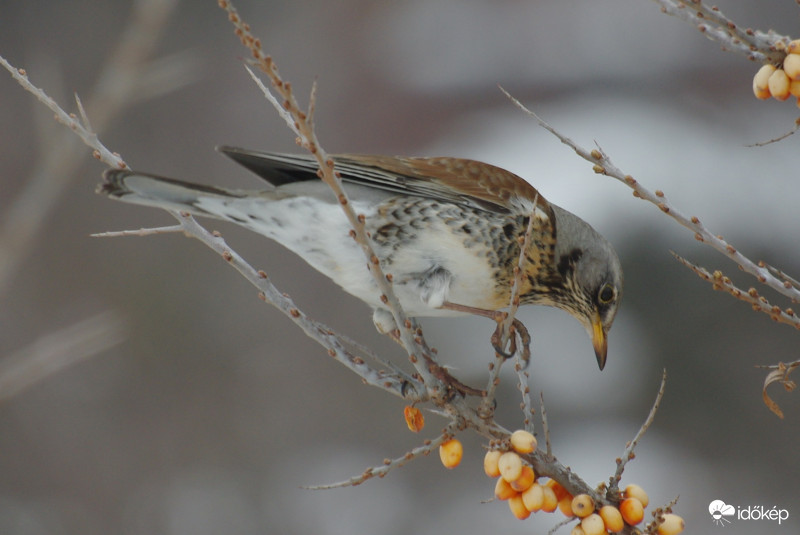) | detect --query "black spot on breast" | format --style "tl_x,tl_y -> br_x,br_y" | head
502,223 -> 516,240
557,248 -> 582,277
